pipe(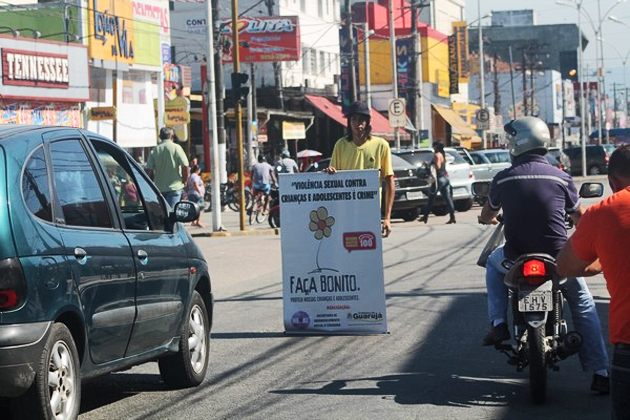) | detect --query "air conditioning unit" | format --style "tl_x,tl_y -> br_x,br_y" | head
325,84 -> 338,96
